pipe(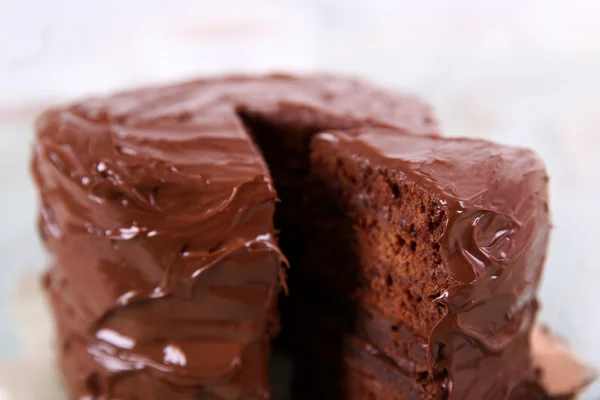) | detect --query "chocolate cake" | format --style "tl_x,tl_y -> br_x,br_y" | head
31,75 -> 438,399
31,73 -> 570,400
